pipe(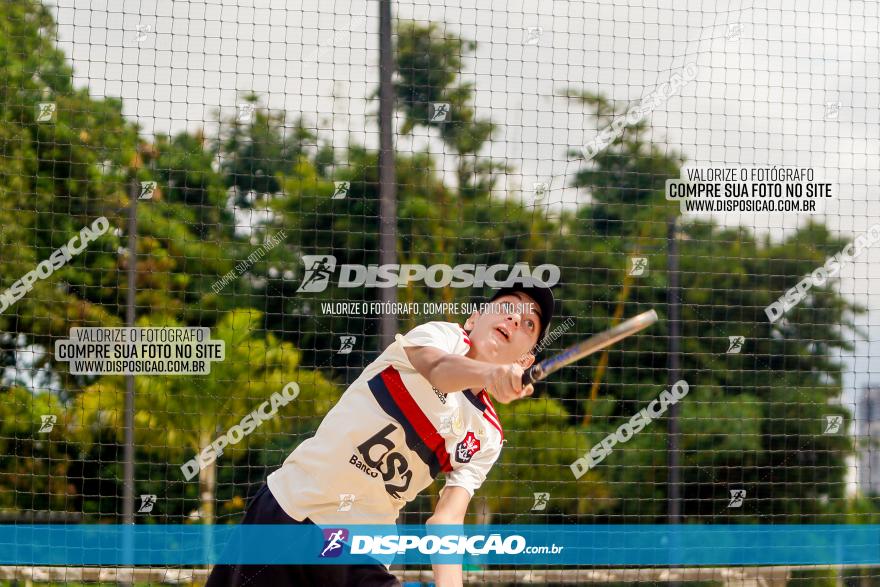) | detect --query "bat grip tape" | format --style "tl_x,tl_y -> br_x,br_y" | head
521,364 -> 543,386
